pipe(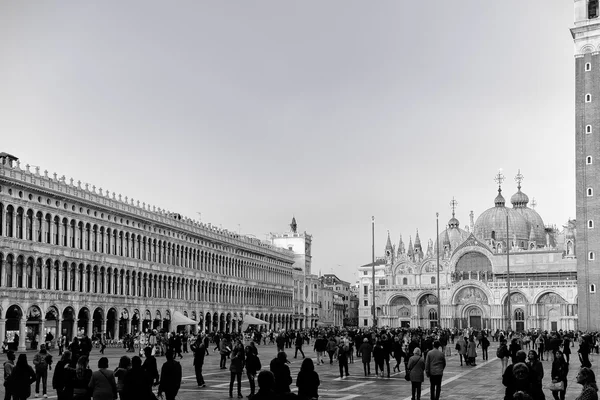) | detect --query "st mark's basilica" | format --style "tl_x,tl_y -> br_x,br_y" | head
358,171 -> 578,332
